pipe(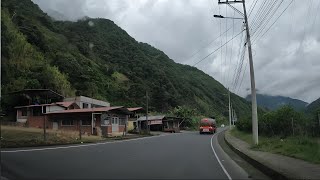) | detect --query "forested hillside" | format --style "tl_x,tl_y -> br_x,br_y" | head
1,0 -> 251,119
246,94 -> 308,111
306,98 -> 320,115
